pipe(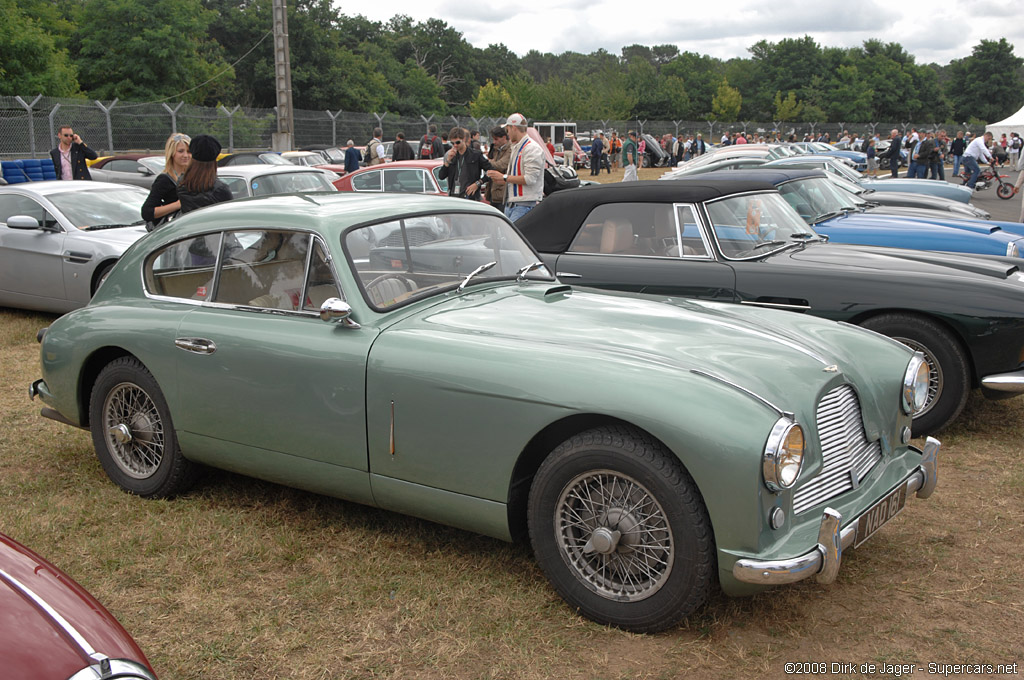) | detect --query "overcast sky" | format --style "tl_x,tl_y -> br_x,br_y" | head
339,0 -> 1022,66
